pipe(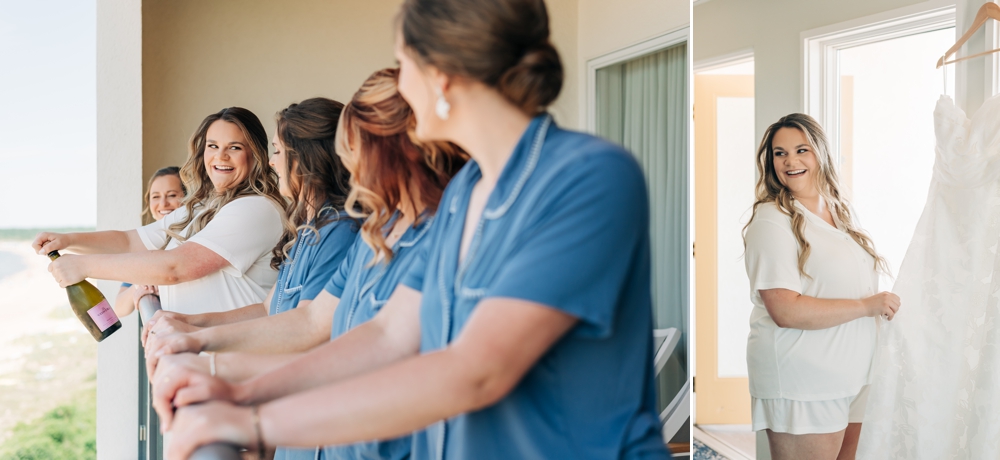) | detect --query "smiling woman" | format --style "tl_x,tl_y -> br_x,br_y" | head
31,107 -> 286,318
112,166 -> 187,318
742,113 -> 898,460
